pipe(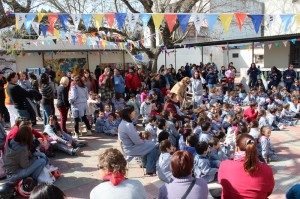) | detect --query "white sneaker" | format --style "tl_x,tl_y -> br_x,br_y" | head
86,130 -> 92,136
73,133 -> 79,139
